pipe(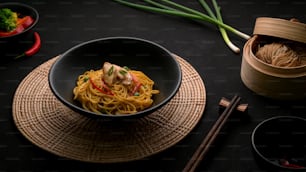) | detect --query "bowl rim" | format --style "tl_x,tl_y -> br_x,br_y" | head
0,2 -> 39,39
251,115 -> 306,170
49,36 -> 182,118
